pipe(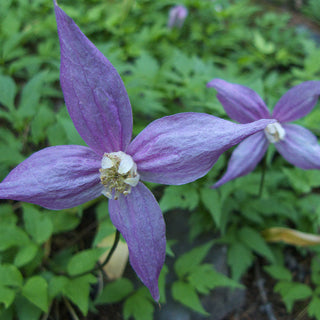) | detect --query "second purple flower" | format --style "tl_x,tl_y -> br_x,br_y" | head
208,79 -> 320,188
